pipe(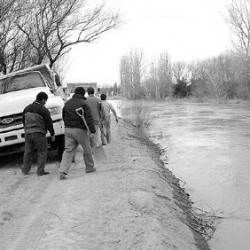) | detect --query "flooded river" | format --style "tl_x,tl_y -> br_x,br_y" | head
111,99 -> 250,250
